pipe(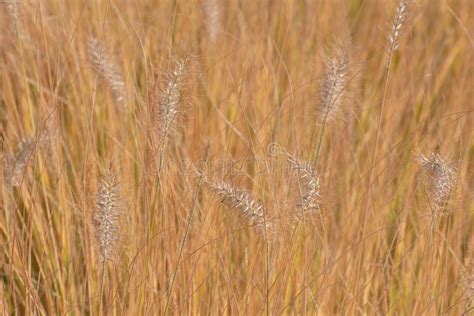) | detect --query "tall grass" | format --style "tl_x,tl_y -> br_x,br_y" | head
0,0 -> 472,314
